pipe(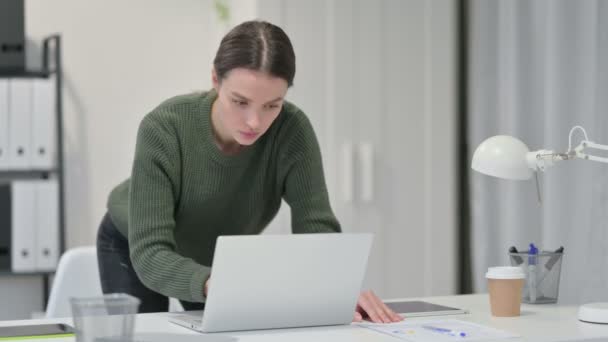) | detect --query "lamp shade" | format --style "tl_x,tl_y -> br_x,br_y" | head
471,135 -> 534,180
